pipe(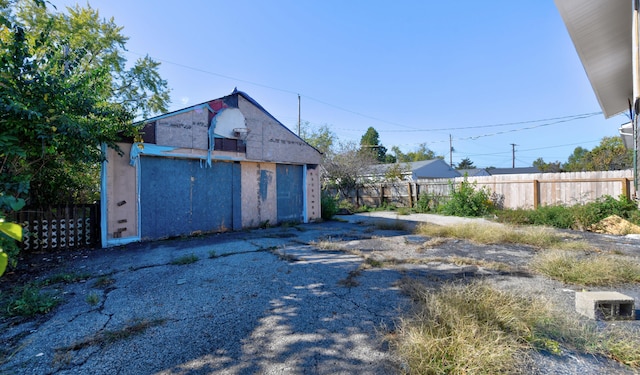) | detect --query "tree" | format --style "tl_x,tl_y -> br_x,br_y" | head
563,147 -> 590,172
392,143 -> 439,162
384,163 -> 410,181
0,1 -> 170,272
360,126 -> 388,163
561,137 -> 631,172
300,122 -> 335,156
533,158 -> 563,172
586,136 -> 632,171
456,157 -> 475,170
1,1 -> 170,206
323,141 -> 378,198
